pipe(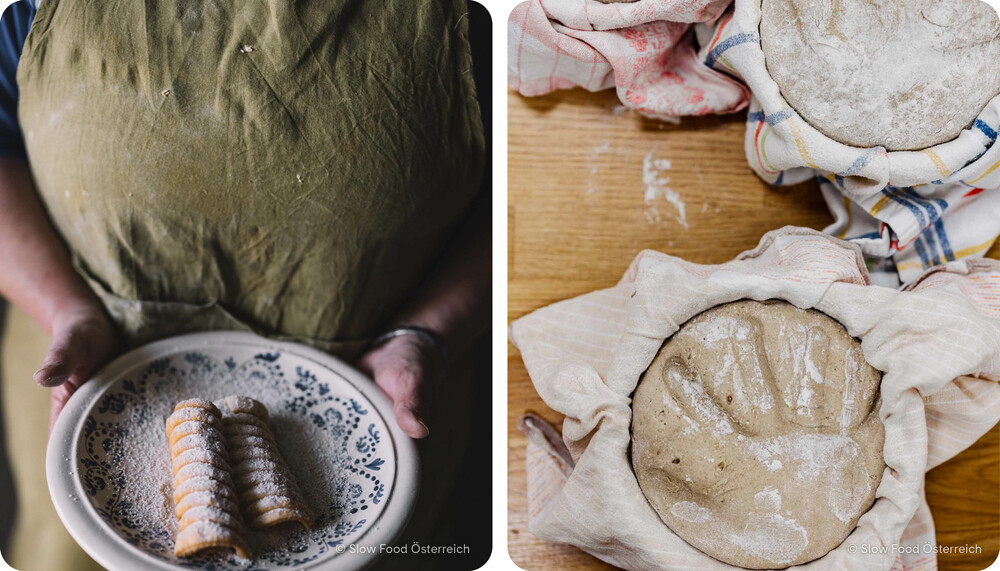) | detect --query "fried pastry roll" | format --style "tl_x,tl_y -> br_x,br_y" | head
215,395 -> 314,530
166,398 -> 250,559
